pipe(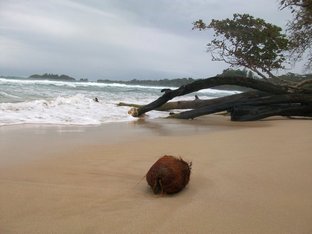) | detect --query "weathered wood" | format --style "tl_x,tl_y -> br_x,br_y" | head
231,104 -> 312,121
119,93 -> 257,111
168,93 -> 312,120
295,79 -> 312,88
129,76 -> 308,117
125,76 -> 312,121
118,97 -> 207,111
